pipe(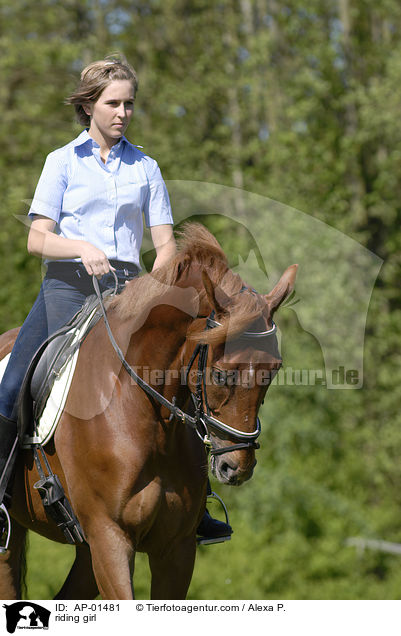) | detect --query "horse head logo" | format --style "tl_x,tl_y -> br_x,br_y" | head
2,602 -> 50,633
